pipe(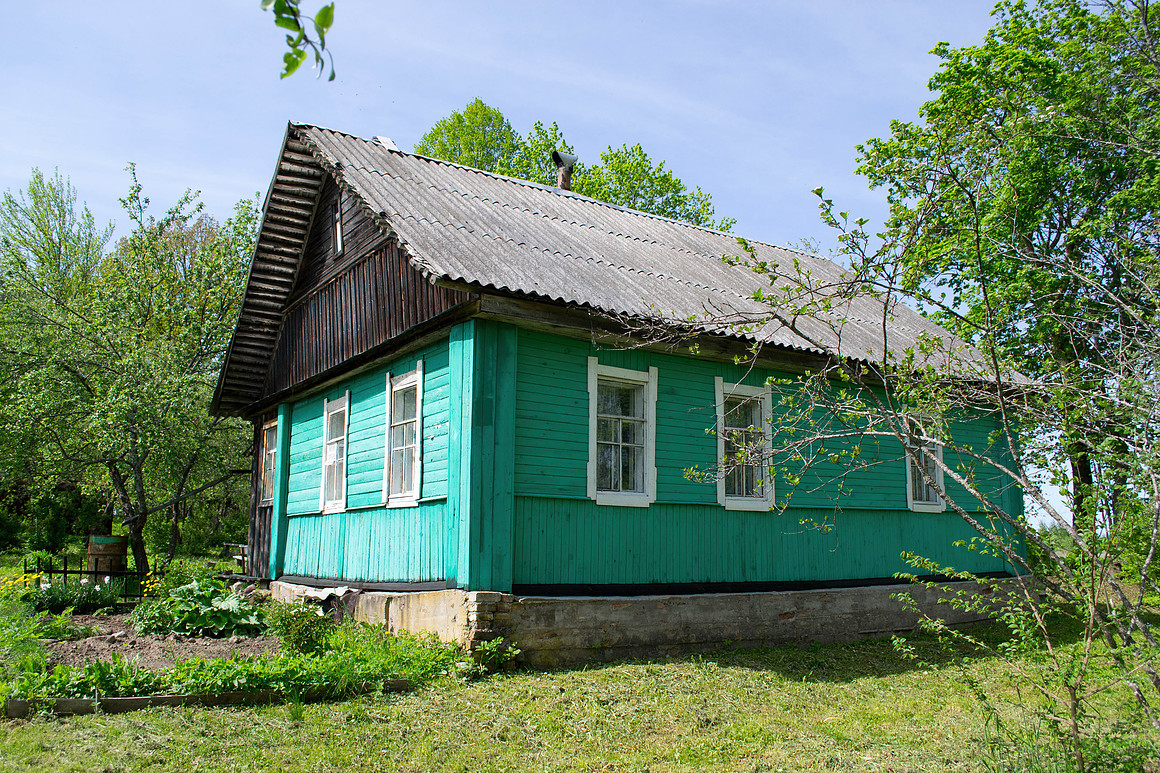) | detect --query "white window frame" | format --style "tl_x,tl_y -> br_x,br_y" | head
905,421 -> 945,513
587,357 -> 657,508
714,377 -> 774,511
319,392 -> 350,513
333,192 -> 344,255
382,361 -> 423,507
259,419 -> 278,504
